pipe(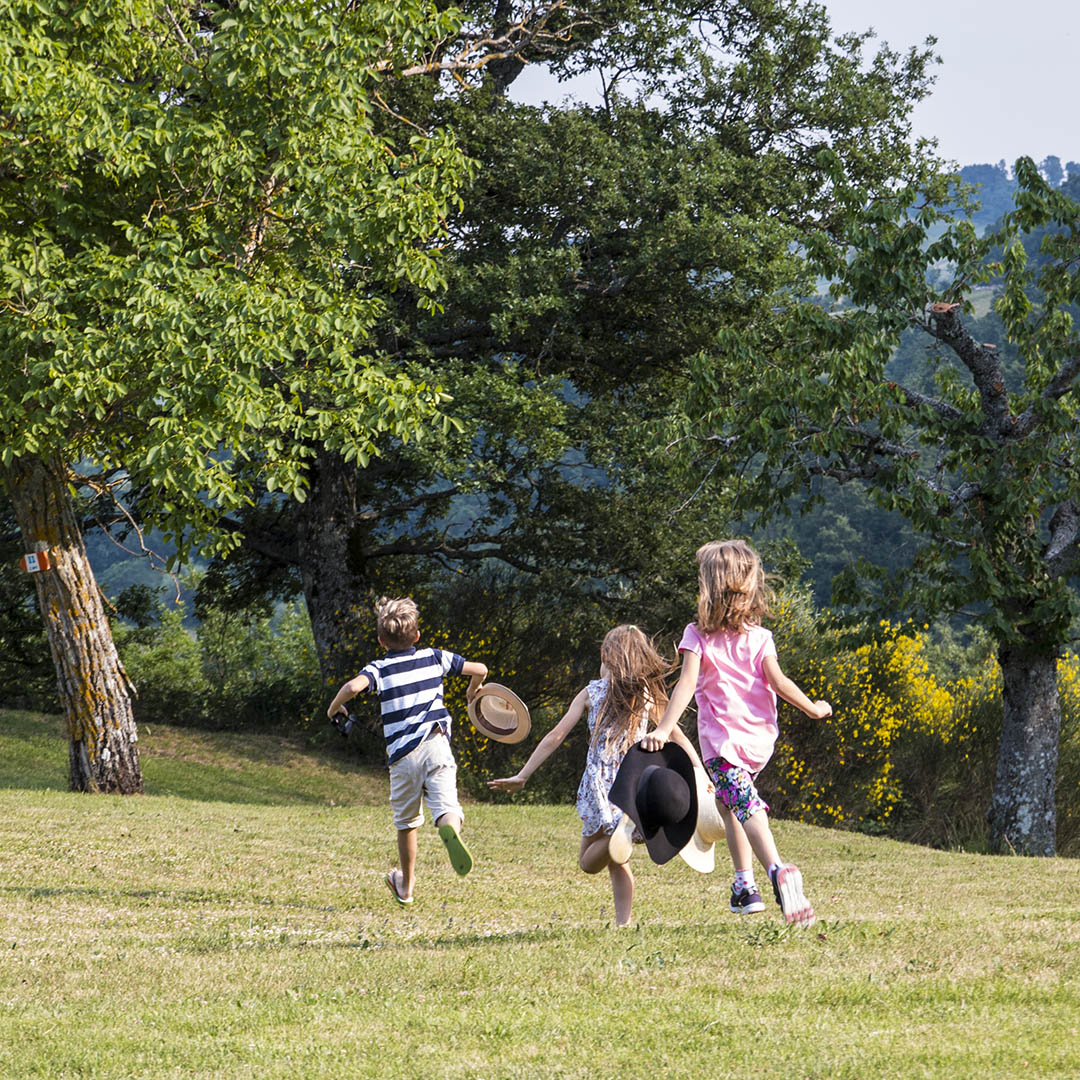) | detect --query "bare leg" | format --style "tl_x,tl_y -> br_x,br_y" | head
609,861 -> 635,927
741,809 -> 813,924
579,831 -> 611,874
396,827 -> 418,899
718,804 -> 755,876
740,809 -> 783,871
579,829 -> 635,927
435,811 -> 462,833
